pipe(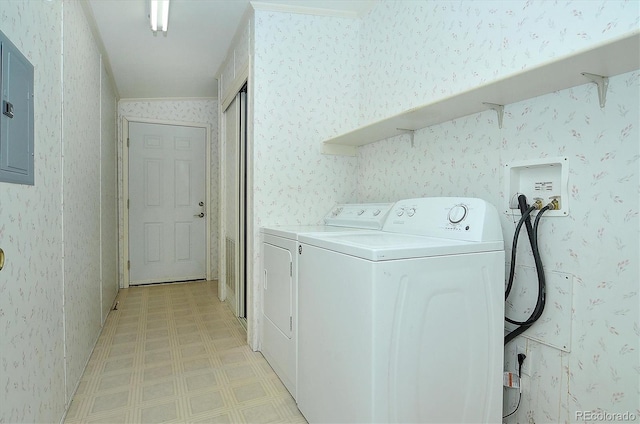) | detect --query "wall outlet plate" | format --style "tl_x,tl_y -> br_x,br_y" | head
504,157 -> 569,217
